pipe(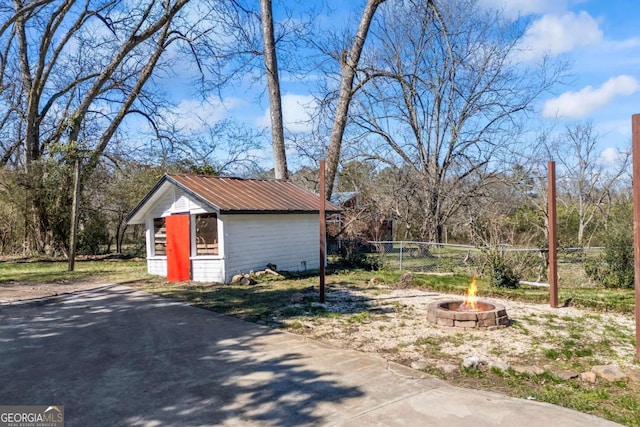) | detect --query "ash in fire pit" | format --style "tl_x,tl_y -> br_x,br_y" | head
426,276 -> 509,329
